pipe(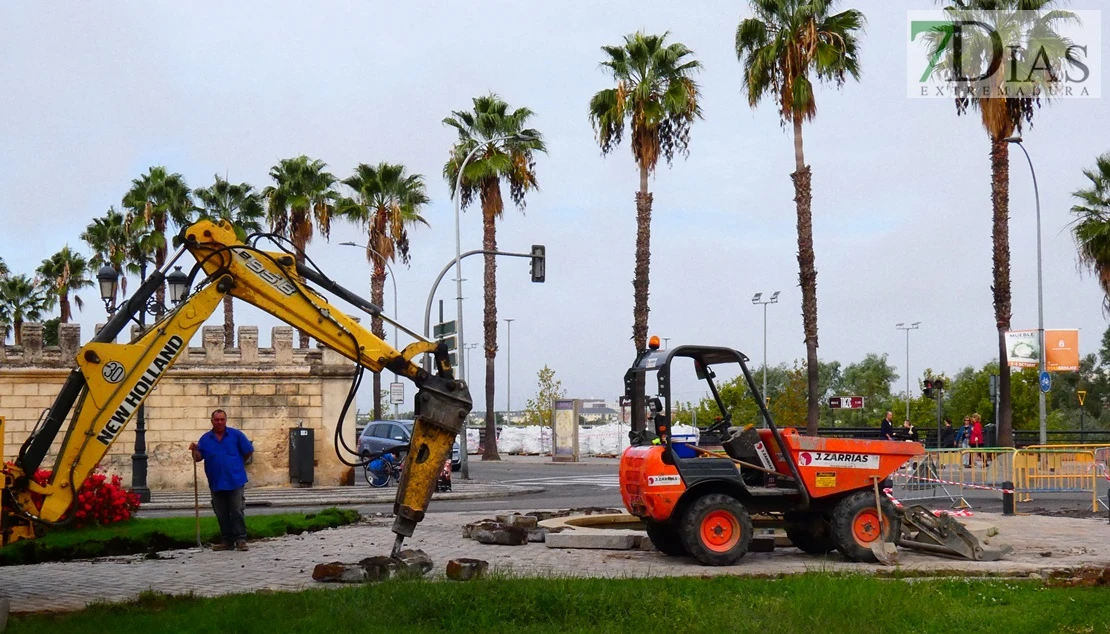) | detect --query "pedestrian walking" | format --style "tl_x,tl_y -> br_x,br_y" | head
189,409 -> 254,551
970,413 -> 986,467
880,411 -> 895,441
895,420 -> 920,443
957,417 -> 973,467
940,418 -> 956,449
